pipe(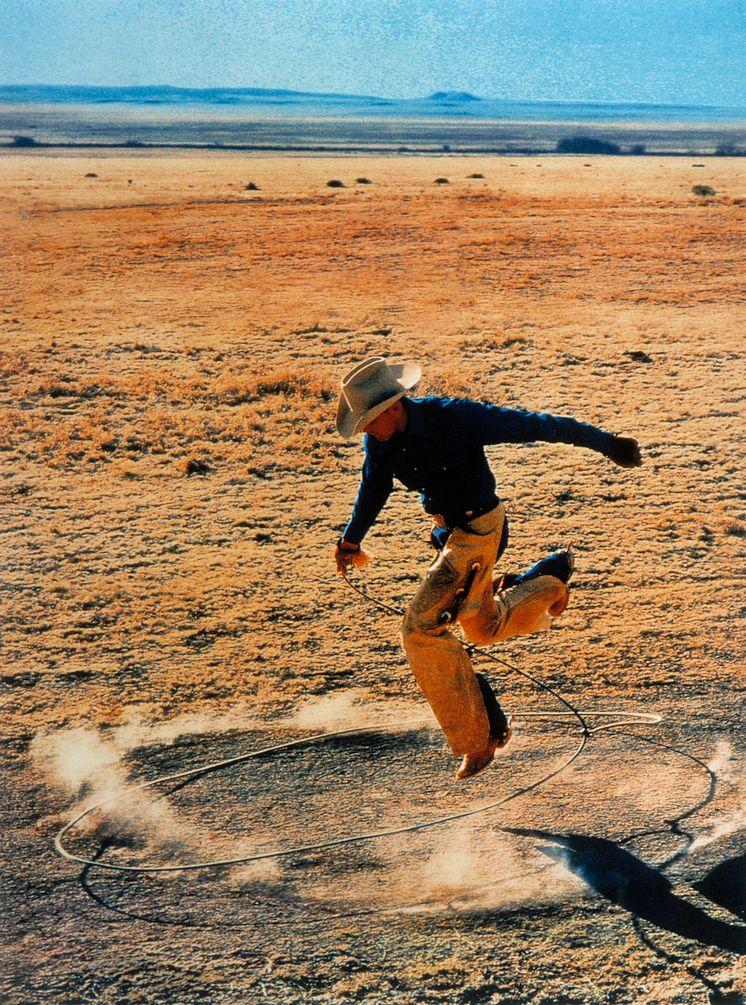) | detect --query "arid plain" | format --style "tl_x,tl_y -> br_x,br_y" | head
2,151 -> 746,1004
